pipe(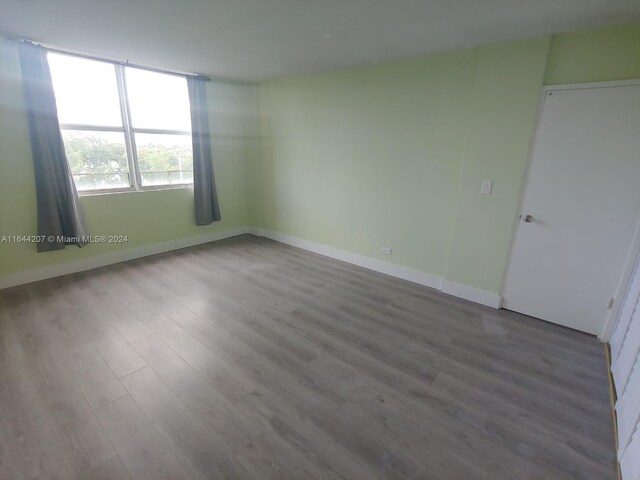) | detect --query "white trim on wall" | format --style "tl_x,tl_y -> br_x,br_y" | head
542,79 -> 640,92
0,225 -> 503,311
0,226 -> 252,290
251,228 -> 443,290
251,227 -> 502,309
441,280 -> 502,309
